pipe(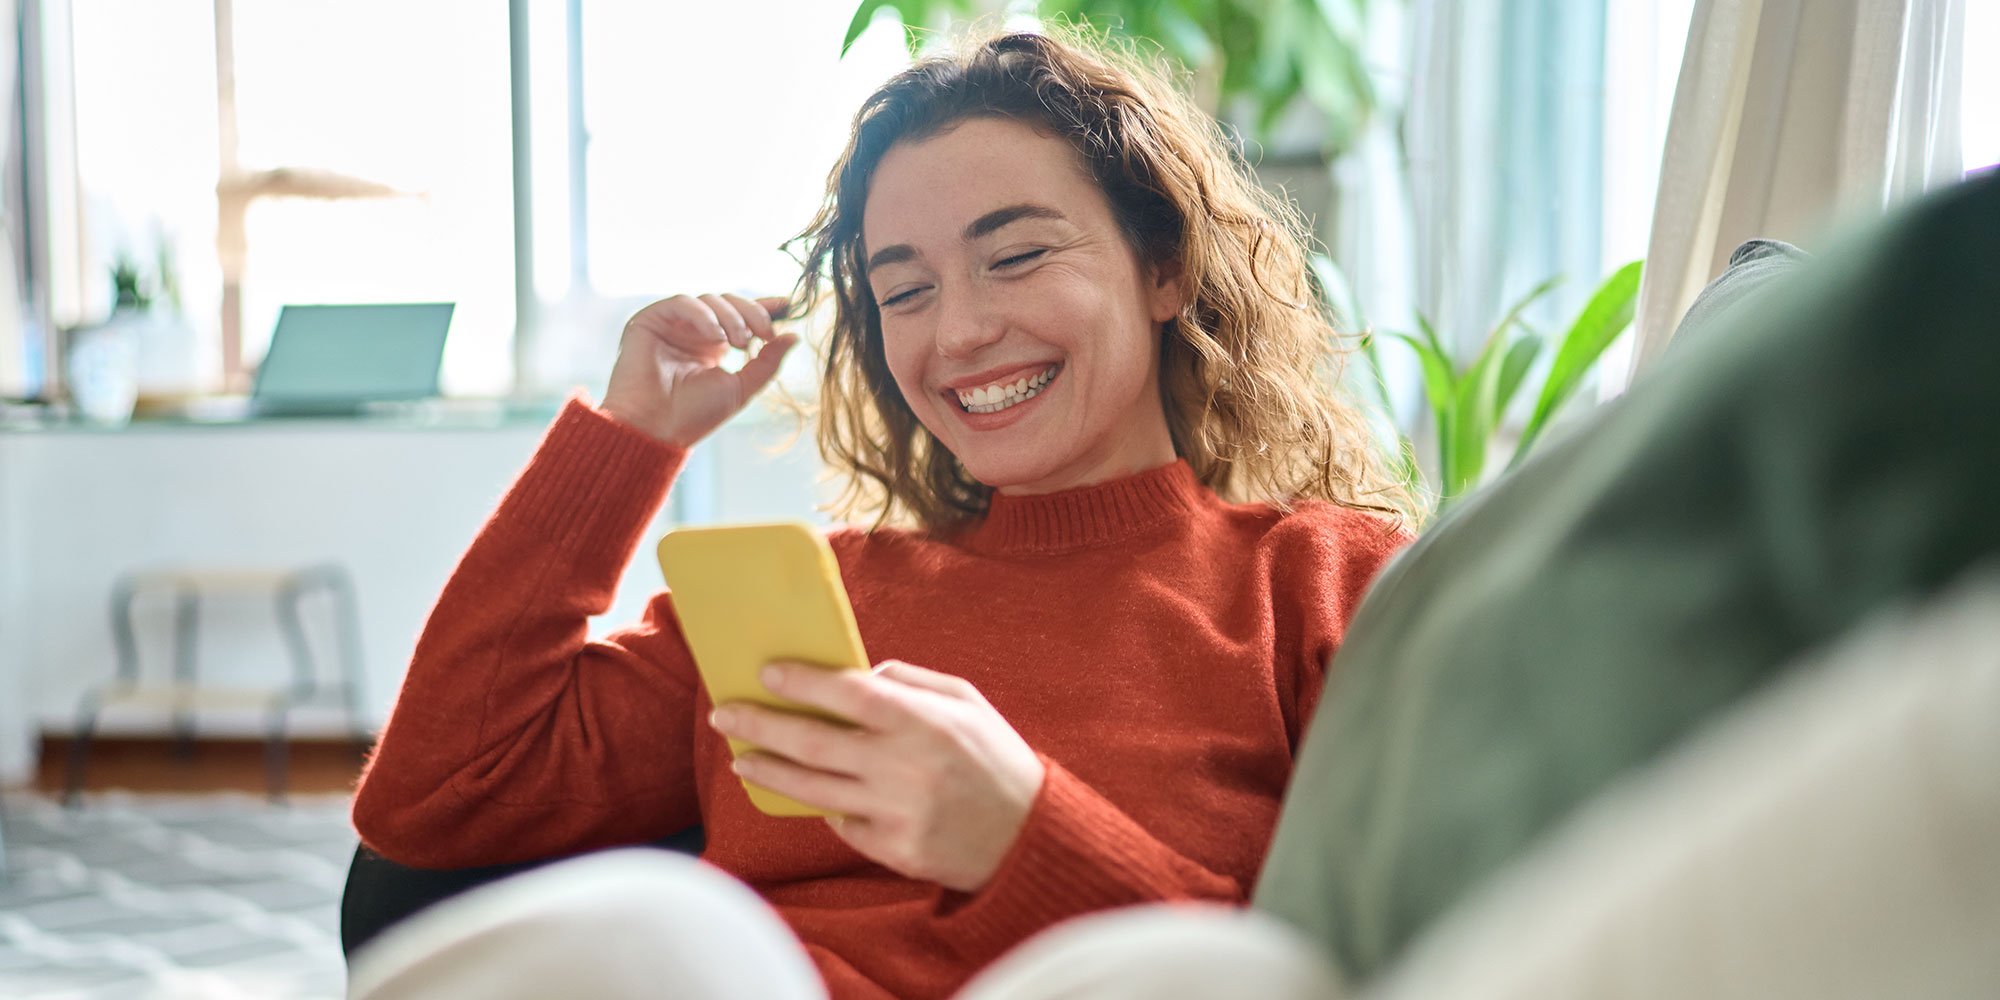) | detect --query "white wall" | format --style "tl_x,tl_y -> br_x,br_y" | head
0,410 -> 828,785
